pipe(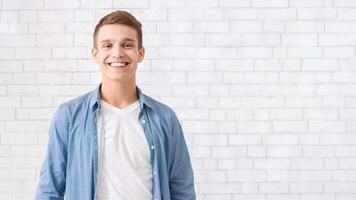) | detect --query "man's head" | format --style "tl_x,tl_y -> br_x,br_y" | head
92,10 -> 145,85
93,10 -> 143,49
